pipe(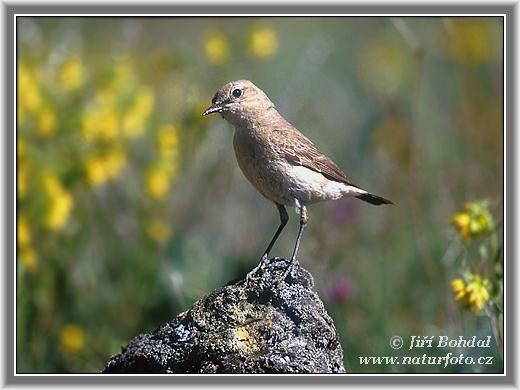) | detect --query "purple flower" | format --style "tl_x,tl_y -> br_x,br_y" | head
327,199 -> 357,225
326,276 -> 358,303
